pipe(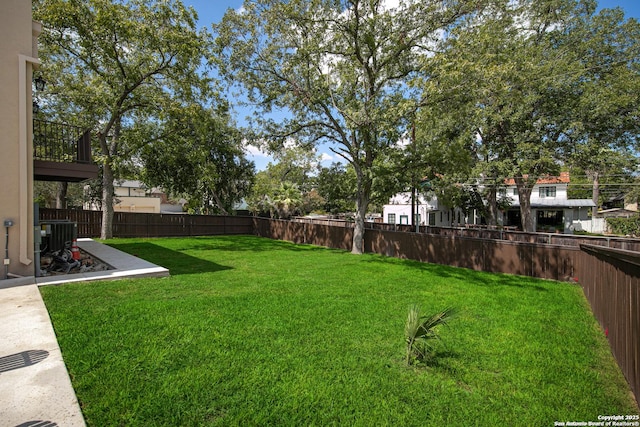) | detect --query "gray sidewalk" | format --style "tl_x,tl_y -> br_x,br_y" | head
0,284 -> 85,427
0,239 -> 169,427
